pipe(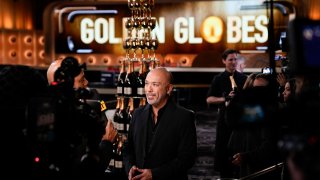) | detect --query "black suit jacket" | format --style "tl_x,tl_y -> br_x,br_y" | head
123,98 -> 197,180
